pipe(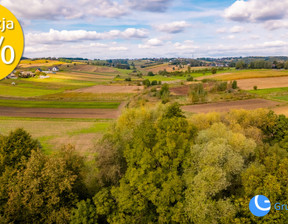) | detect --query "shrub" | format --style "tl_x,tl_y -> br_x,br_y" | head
216,82 -> 228,91
143,79 -> 151,87
254,85 -> 258,90
125,77 -> 131,82
151,80 -> 158,85
147,71 -> 155,76
187,76 -> 194,81
211,67 -> 217,74
232,80 -> 238,89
